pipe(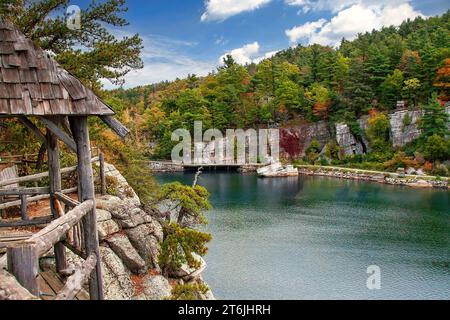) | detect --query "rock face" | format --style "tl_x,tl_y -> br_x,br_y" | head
335,123 -> 365,156
55,162 -> 214,301
280,107 -> 450,159
389,110 -> 422,147
280,121 -> 331,158
141,275 -> 171,300
99,246 -> 135,300
105,234 -> 147,275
